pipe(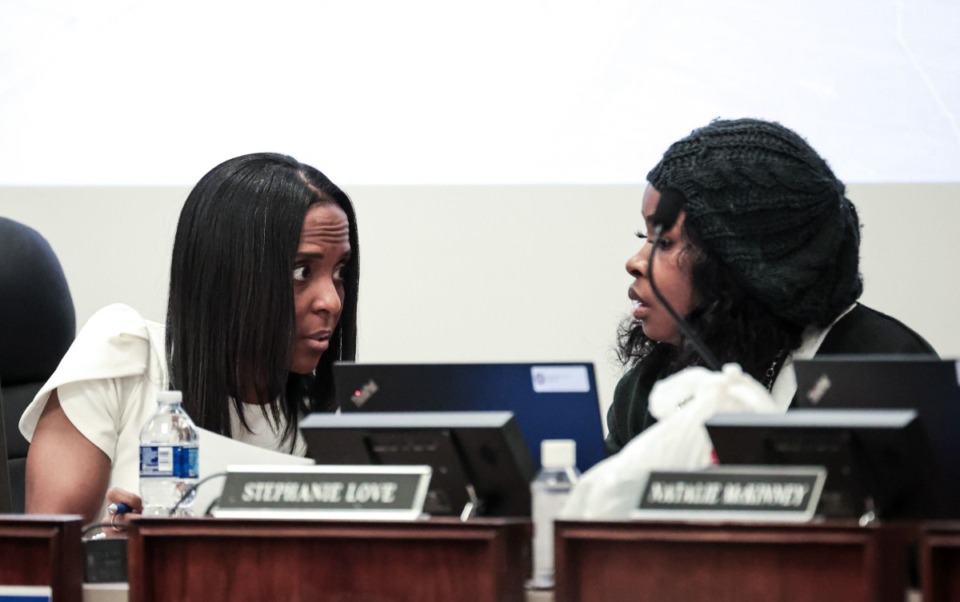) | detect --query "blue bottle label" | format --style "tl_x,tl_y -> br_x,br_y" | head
176,446 -> 199,479
140,445 -> 198,478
